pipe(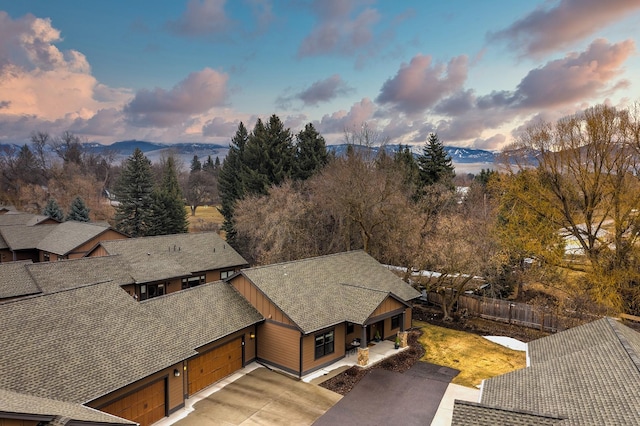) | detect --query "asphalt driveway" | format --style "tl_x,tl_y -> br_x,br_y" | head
173,367 -> 342,425
313,362 -> 459,426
